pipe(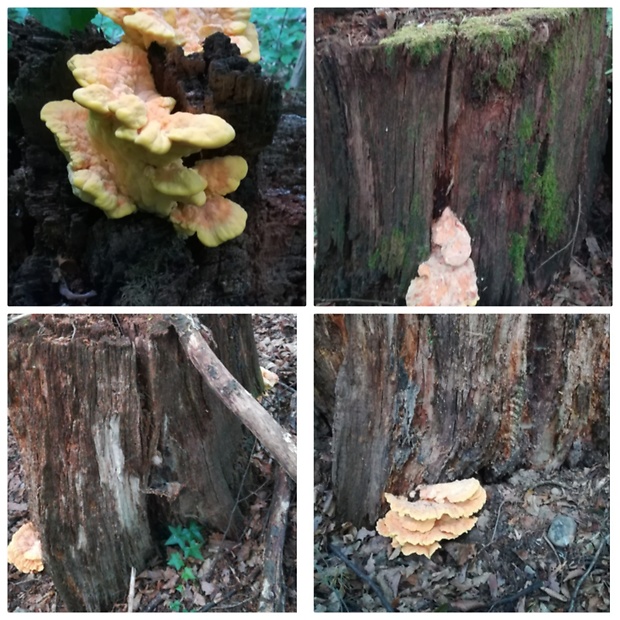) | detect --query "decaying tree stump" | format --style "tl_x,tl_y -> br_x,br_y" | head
8,18 -> 304,306
315,9 -> 610,305
8,314 -> 263,611
314,314 -> 609,526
